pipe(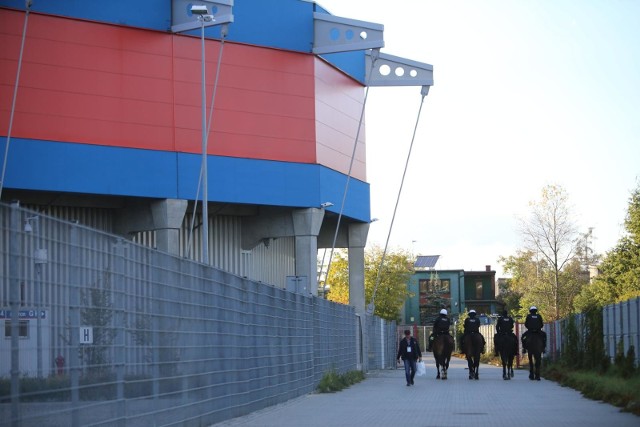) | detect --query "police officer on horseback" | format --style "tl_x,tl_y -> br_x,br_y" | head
427,308 -> 451,351
462,309 -> 486,354
521,306 -> 547,354
494,309 -> 516,355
